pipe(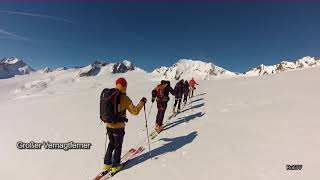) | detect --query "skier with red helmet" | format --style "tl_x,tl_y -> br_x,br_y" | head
100,77 -> 147,174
